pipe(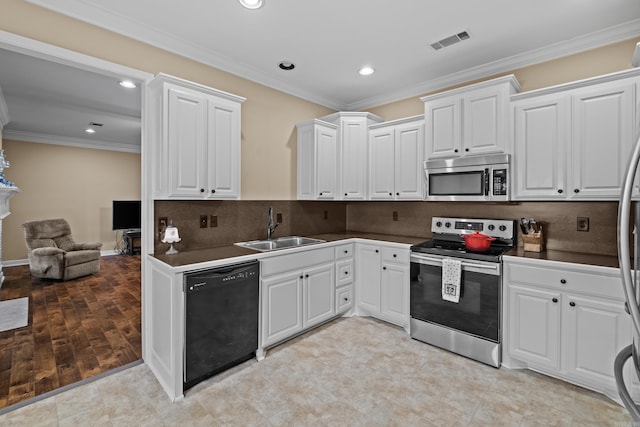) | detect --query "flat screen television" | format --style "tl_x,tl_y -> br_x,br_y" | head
112,200 -> 141,230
